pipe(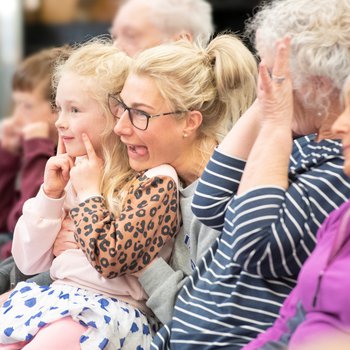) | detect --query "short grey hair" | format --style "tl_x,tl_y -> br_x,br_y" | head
245,0 -> 350,112
147,0 -> 214,45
